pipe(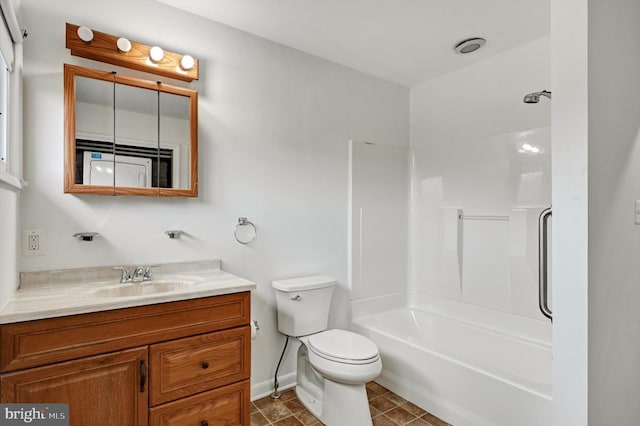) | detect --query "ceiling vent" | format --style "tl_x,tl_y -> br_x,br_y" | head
454,38 -> 486,54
